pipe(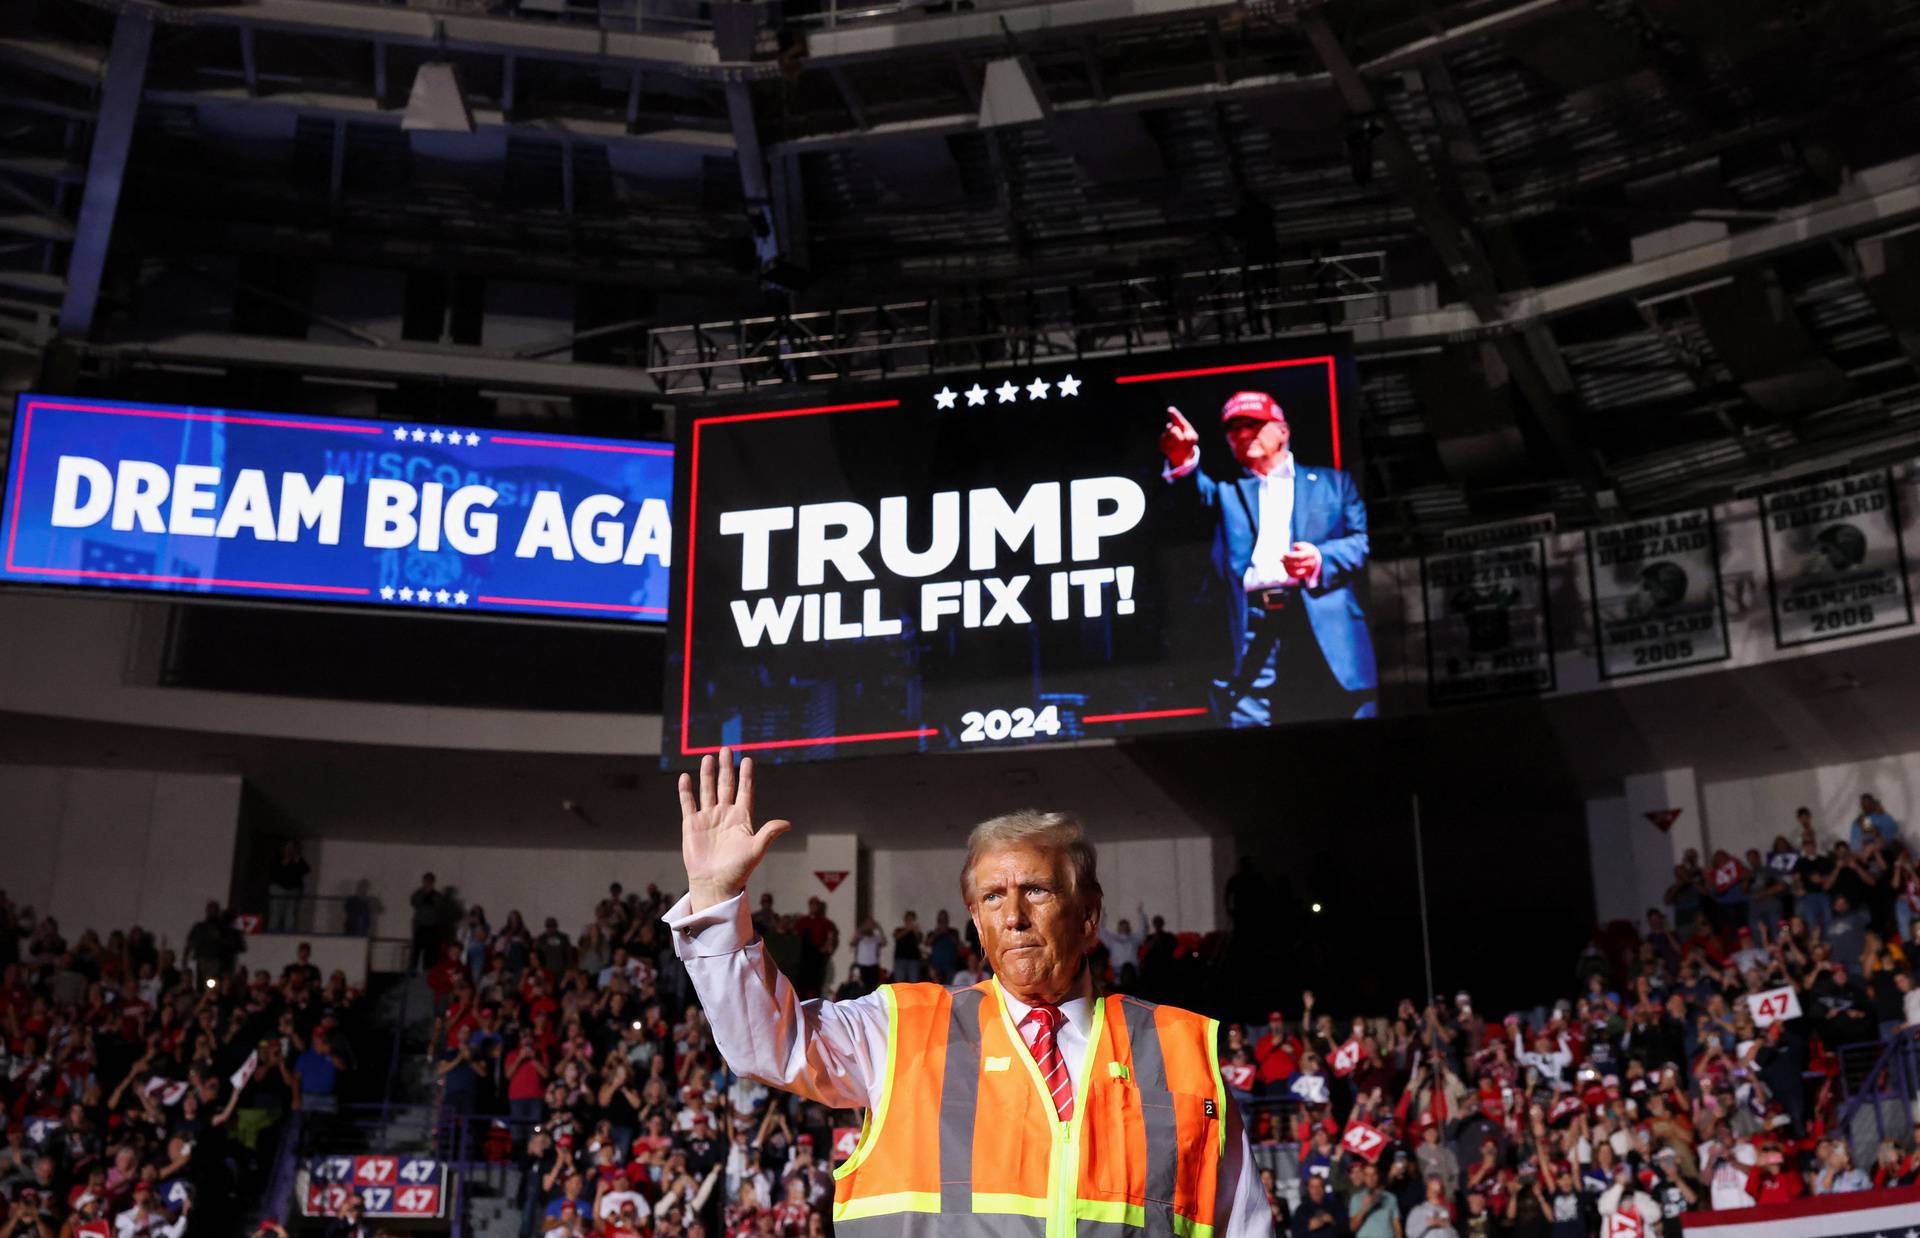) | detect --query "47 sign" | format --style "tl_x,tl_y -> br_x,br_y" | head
303,1157 -> 445,1218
